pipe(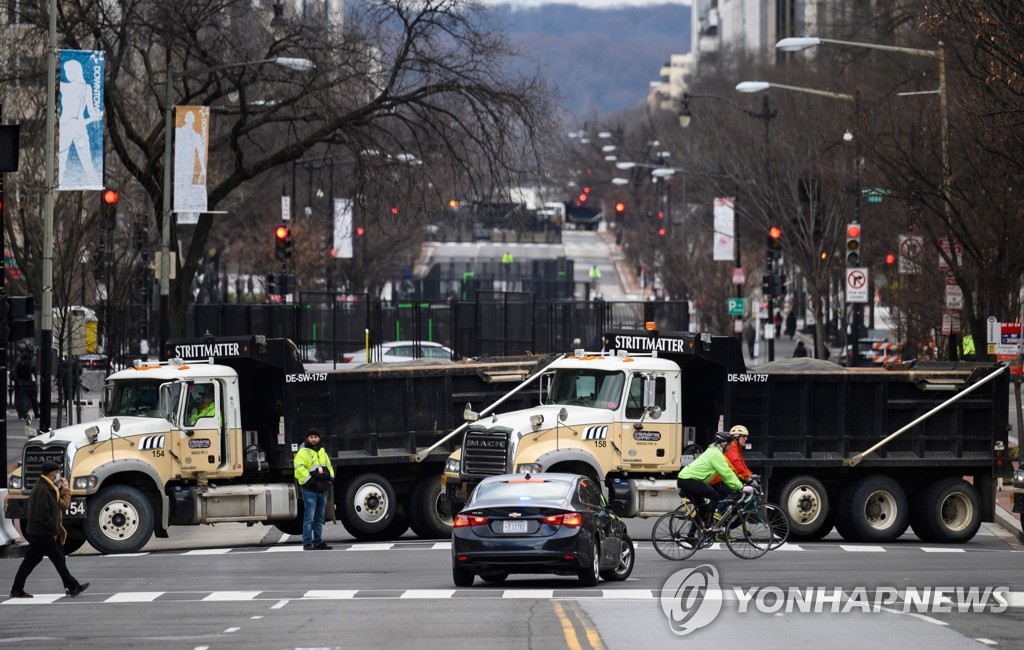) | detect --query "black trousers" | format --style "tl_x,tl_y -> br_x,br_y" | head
11,533 -> 80,593
677,478 -> 723,527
